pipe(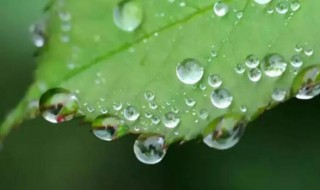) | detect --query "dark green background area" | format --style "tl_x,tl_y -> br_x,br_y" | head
0,1 -> 320,190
